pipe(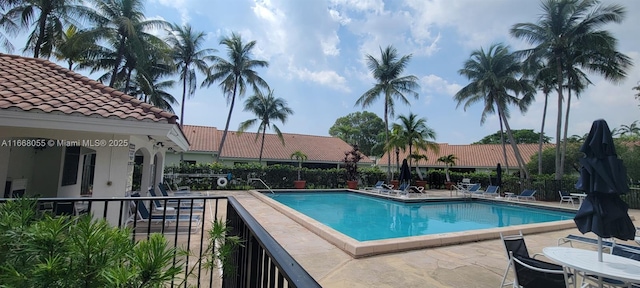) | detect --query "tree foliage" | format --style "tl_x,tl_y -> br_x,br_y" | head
474,129 -> 551,144
329,111 -> 385,157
